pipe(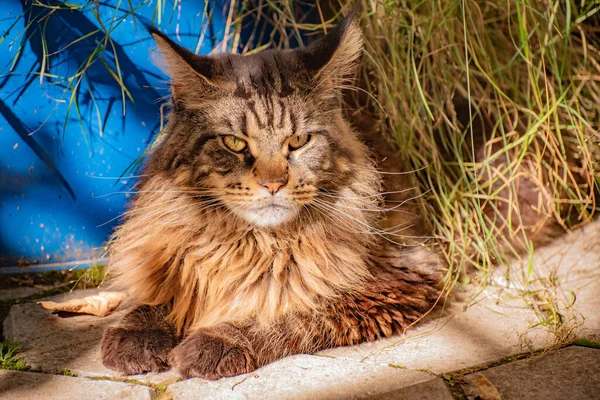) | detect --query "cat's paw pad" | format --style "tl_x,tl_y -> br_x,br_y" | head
169,330 -> 256,380
101,326 -> 175,375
